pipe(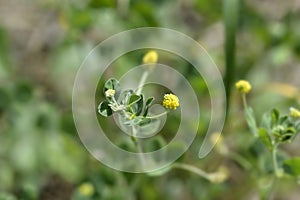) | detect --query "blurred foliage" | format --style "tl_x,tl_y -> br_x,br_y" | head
0,0 -> 300,199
